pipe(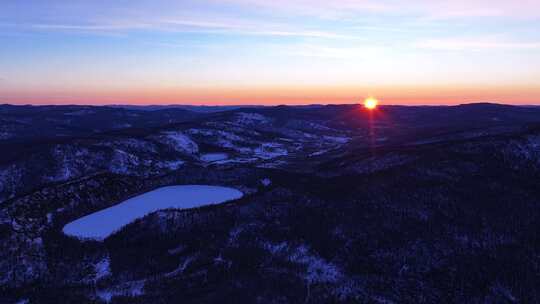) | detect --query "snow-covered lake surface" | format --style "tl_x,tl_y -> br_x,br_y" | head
63,185 -> 243,240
